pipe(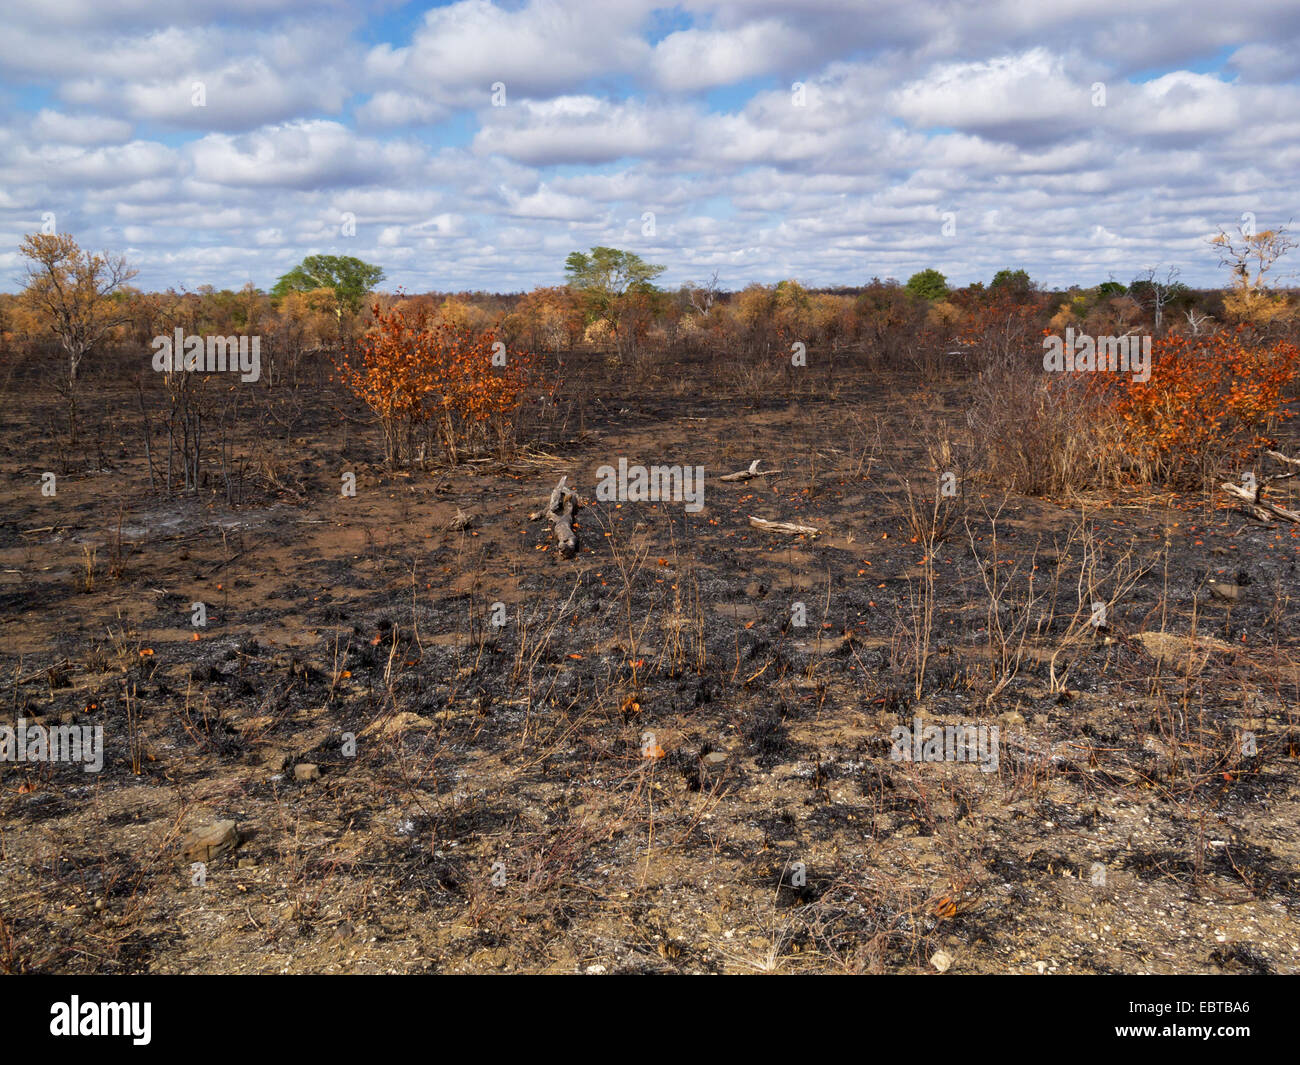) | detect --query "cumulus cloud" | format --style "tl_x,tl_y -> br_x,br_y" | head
30,109 -> 133,145
1,0 -> 1297,291
651,19 -> 807,92
366,0 -> 653,103
891,48 -> 1096,145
